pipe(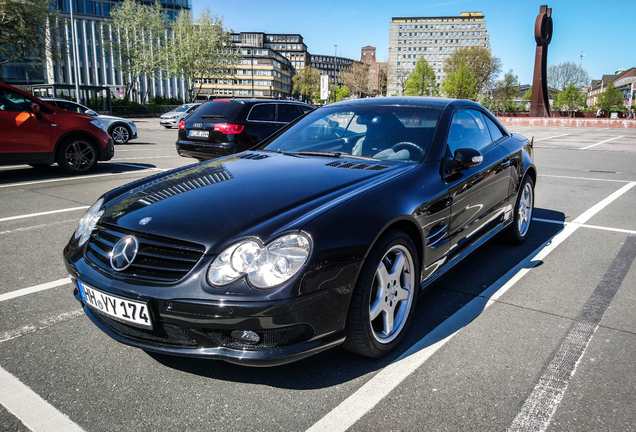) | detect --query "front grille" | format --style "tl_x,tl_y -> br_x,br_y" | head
86,224 -> 205,283
97,314 -> 198,347
326,161 -> 390,171
206,324 -> 313,350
